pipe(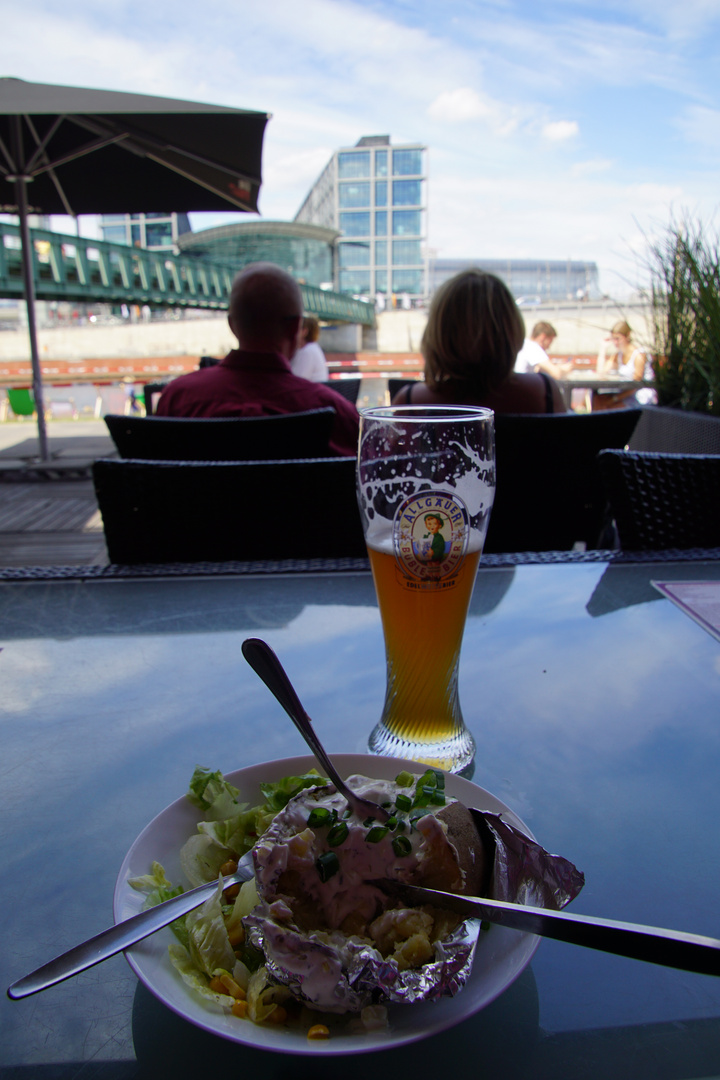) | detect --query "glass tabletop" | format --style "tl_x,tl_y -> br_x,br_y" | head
2,558 -> 720,1078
